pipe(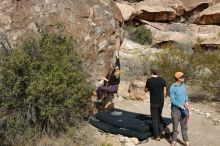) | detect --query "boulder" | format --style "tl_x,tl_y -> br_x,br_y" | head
119,38 -> 149,60
195,33 -> 220,46
117,80 -> 148,101
115,2 -> 141,21
195,3 -> 220,25
140,21 -> 220,34
180,0 -> 215,11
135,0 -> 177,21
109,0 -> 123,23
153,30 -> 193,45
117,81 -> 130,99
121,38 -> 146,53
141,22 -> 220,47
128,80 -> 147,101
135,0 -> 185,16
